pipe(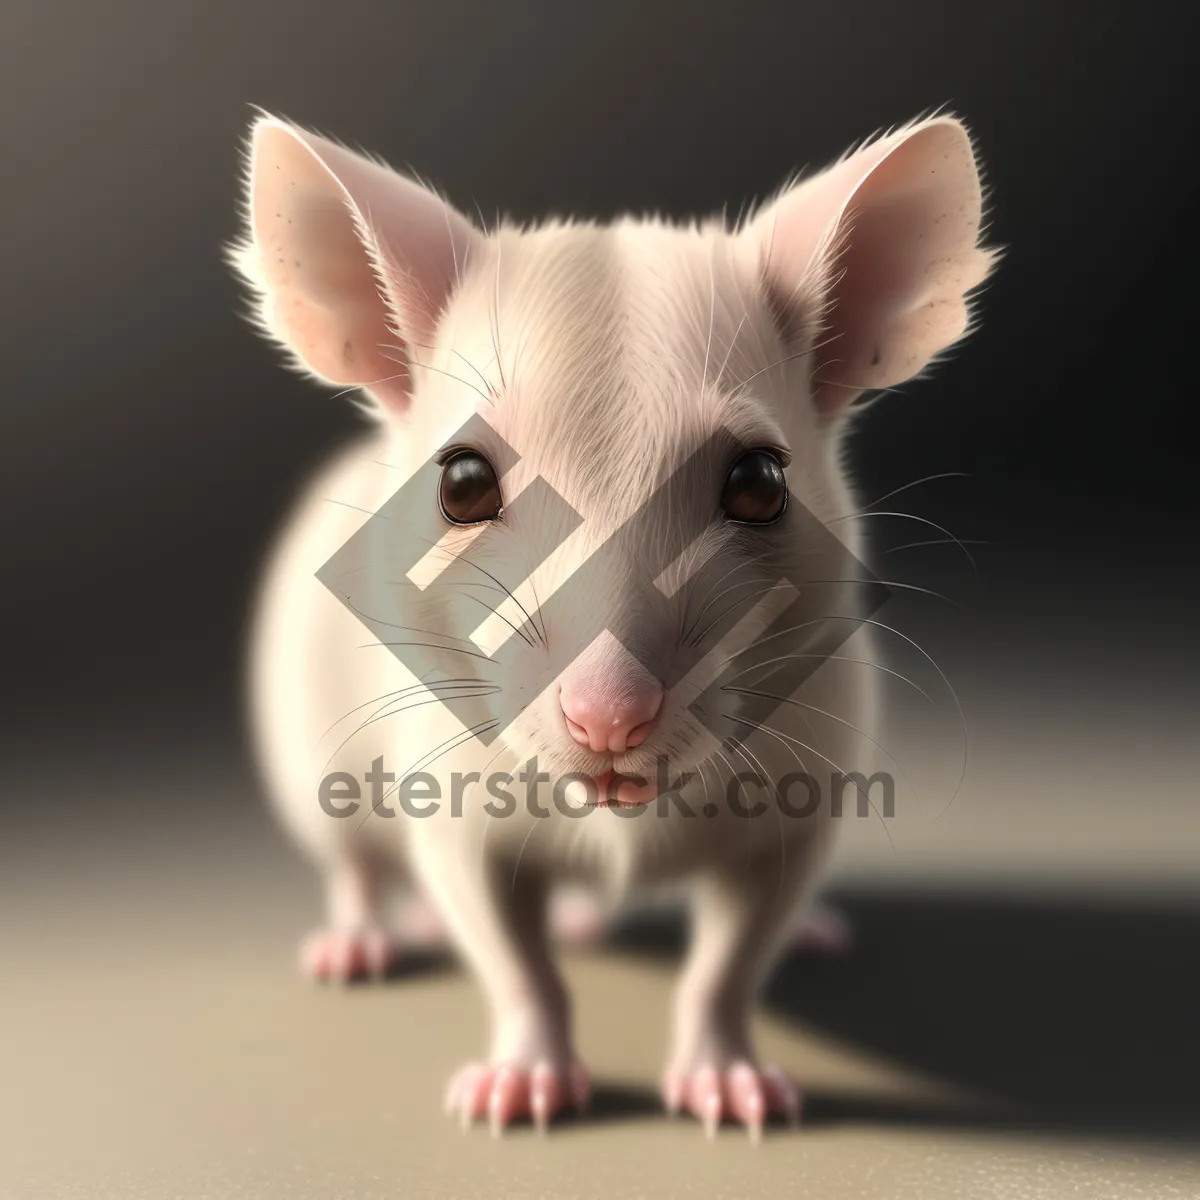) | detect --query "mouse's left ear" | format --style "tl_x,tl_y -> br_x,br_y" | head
229,115 -> 480,412
743,115 -> 998,415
